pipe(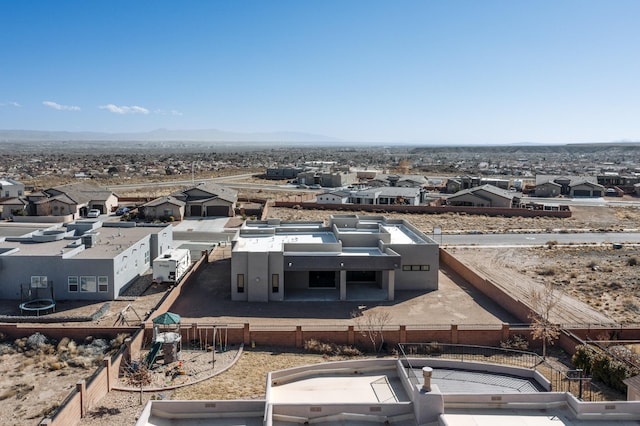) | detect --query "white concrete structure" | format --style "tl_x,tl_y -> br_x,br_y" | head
137,357 -> 640,425
231,215 -> 439,302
